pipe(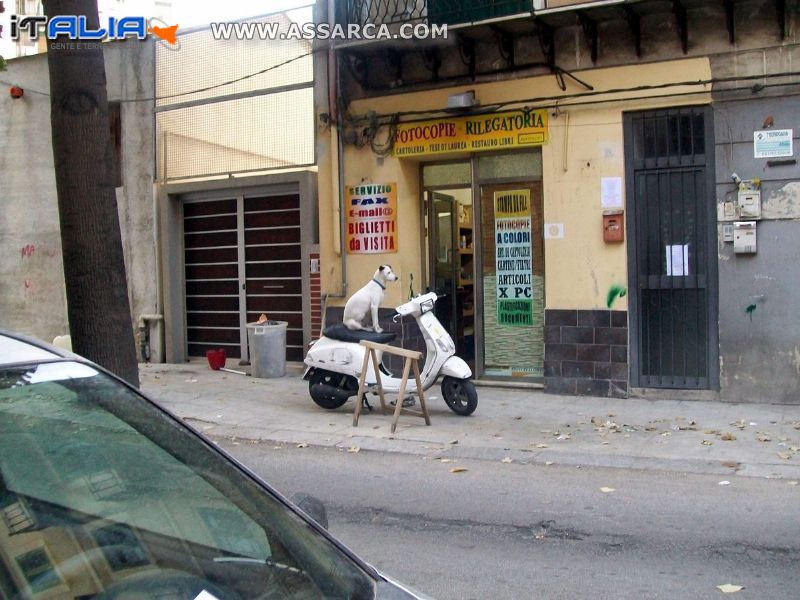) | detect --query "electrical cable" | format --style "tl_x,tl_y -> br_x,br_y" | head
0,45 -> 323,103
344,70 -> 800,125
